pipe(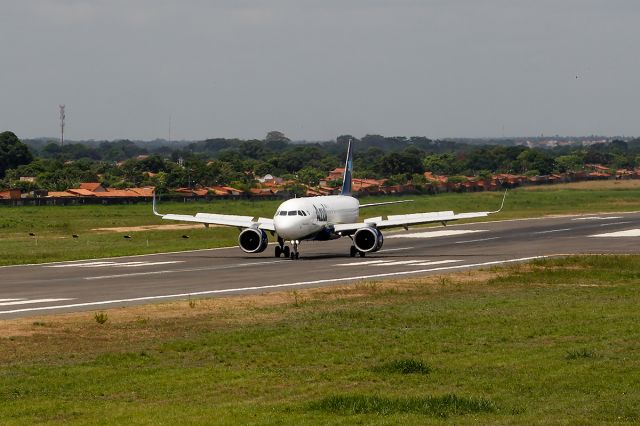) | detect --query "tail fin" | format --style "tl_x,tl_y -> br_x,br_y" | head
341,138 -> 354,195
